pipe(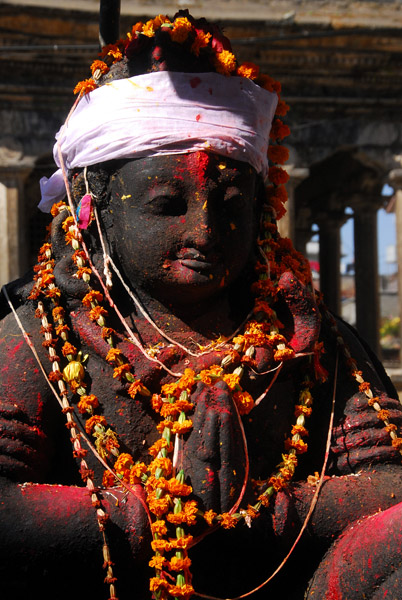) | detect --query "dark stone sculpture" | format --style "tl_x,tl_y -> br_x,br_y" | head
1,12 -> 402,600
